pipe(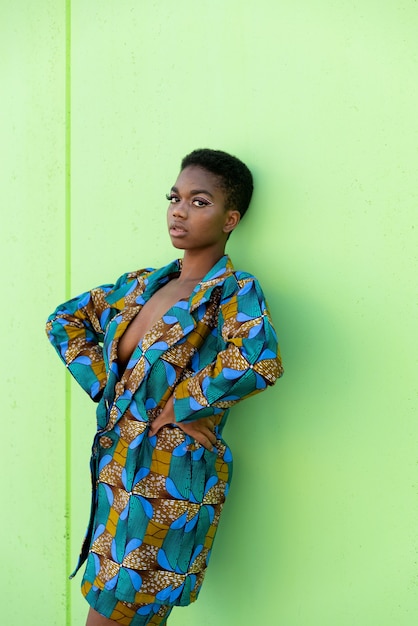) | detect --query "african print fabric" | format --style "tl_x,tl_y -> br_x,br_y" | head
46,255 -> 283,608
82,582 -> 172,625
